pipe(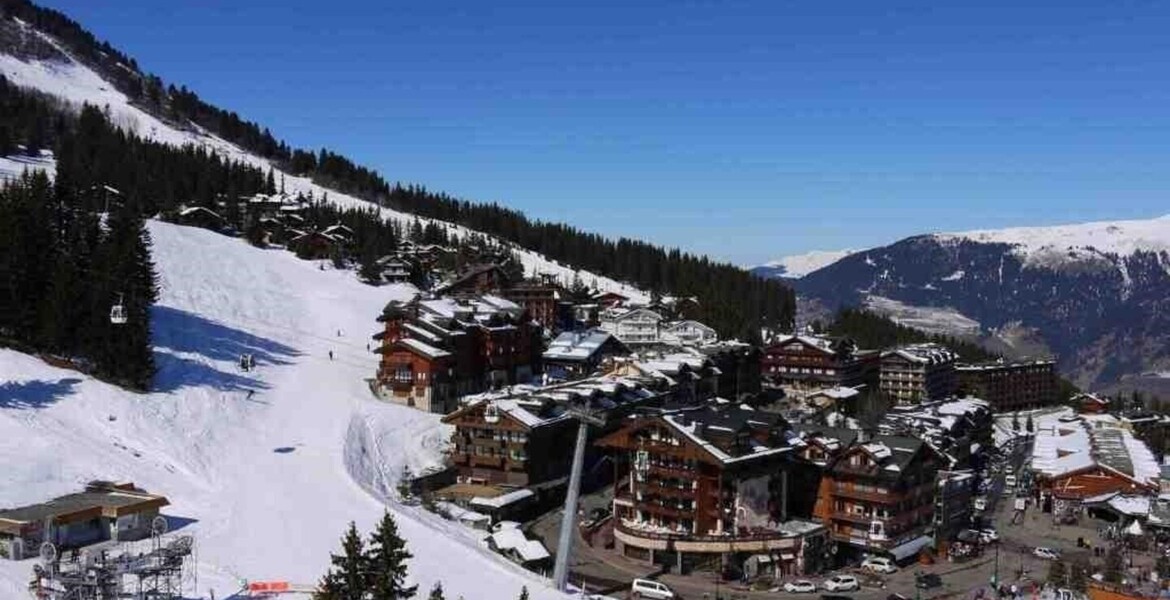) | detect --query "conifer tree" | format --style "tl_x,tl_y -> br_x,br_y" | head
366,511 -> 417,600
518,586 -> 529,600
427,582 -> 445,600
315,522 -> 368,600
